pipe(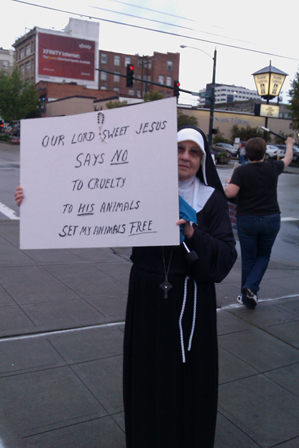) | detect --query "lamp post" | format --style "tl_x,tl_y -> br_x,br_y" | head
252,62 -> 287,140
180,45 -> 217,146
